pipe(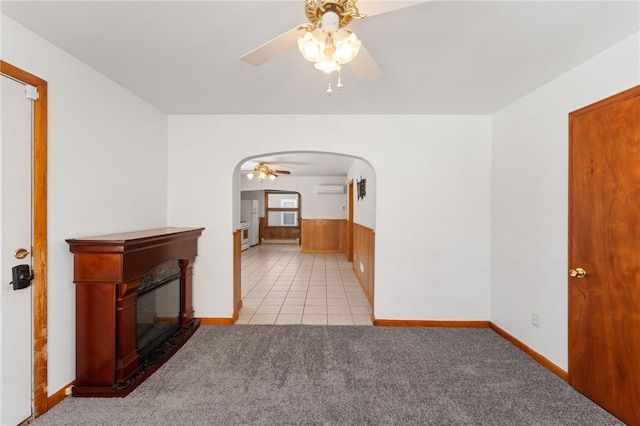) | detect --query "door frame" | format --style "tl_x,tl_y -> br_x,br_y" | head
347,180 -> 354,262
0,60 -> 48,417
